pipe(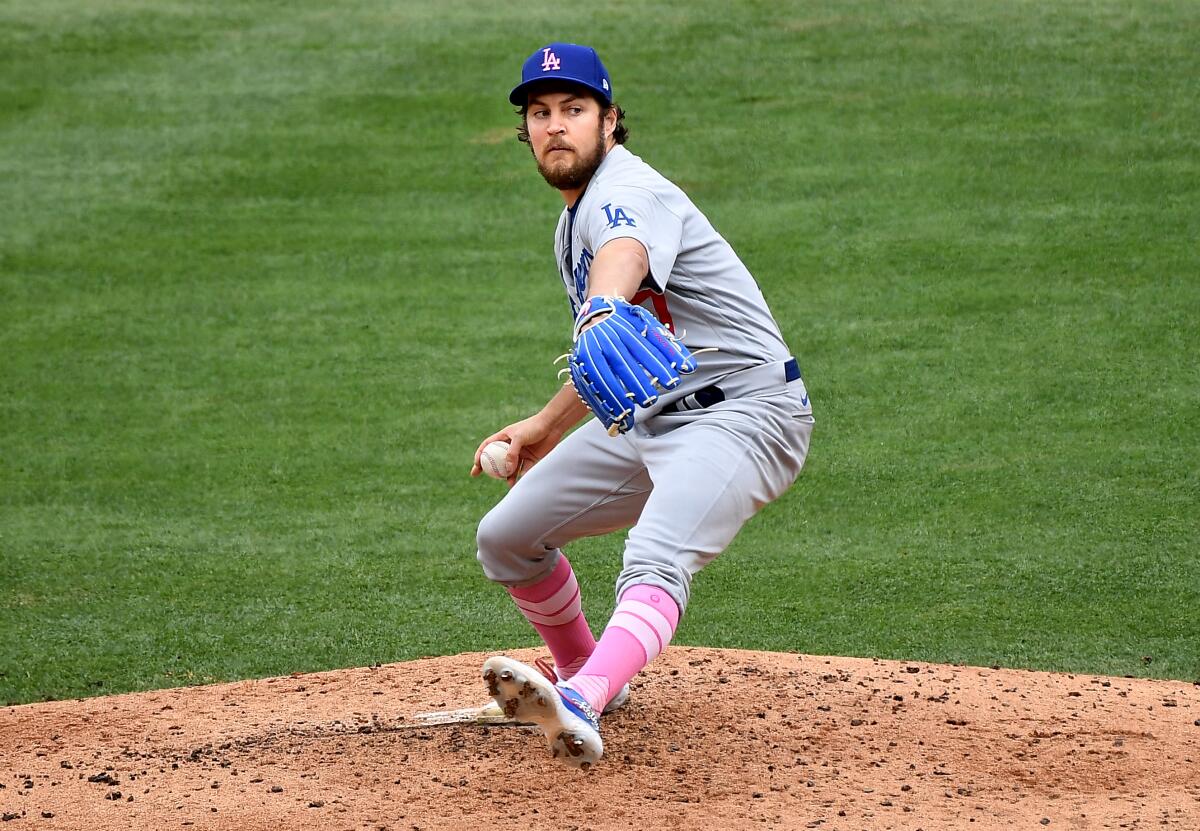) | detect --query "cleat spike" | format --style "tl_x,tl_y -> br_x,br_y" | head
483,670 -> 499,696
481,656 -> 602,769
